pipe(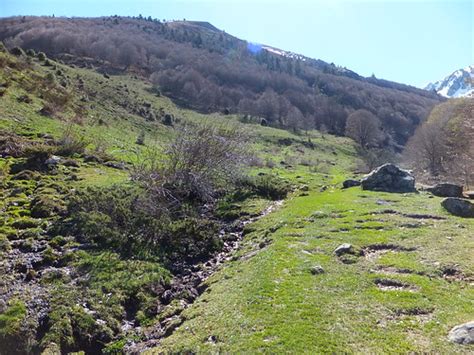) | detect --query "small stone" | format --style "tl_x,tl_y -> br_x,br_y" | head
45,155 -> 61,166
310,265 -> 325,275
464,191 -> 474,199
448,321 -> 474,344
334,243 -> 353,256
342,179 -> 361,189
